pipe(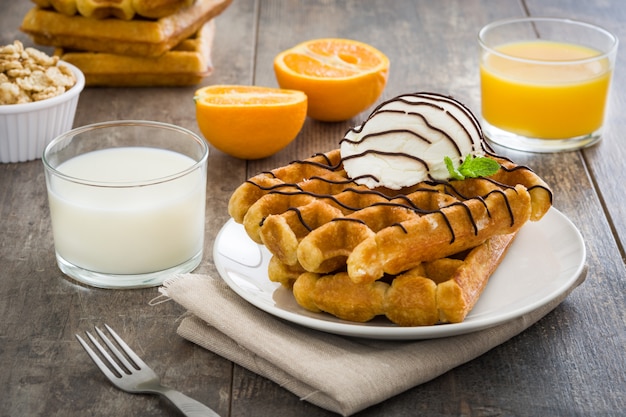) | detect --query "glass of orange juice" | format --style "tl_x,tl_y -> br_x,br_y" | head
478,17 -> 618,152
